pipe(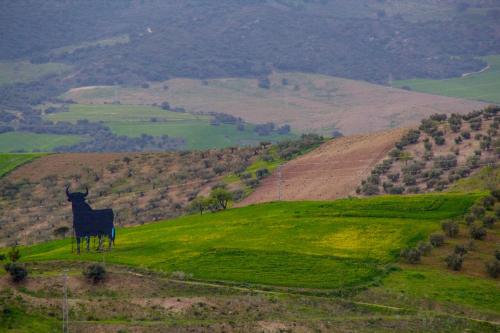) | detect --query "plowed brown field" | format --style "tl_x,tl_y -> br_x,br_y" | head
240,128 -> 407,205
